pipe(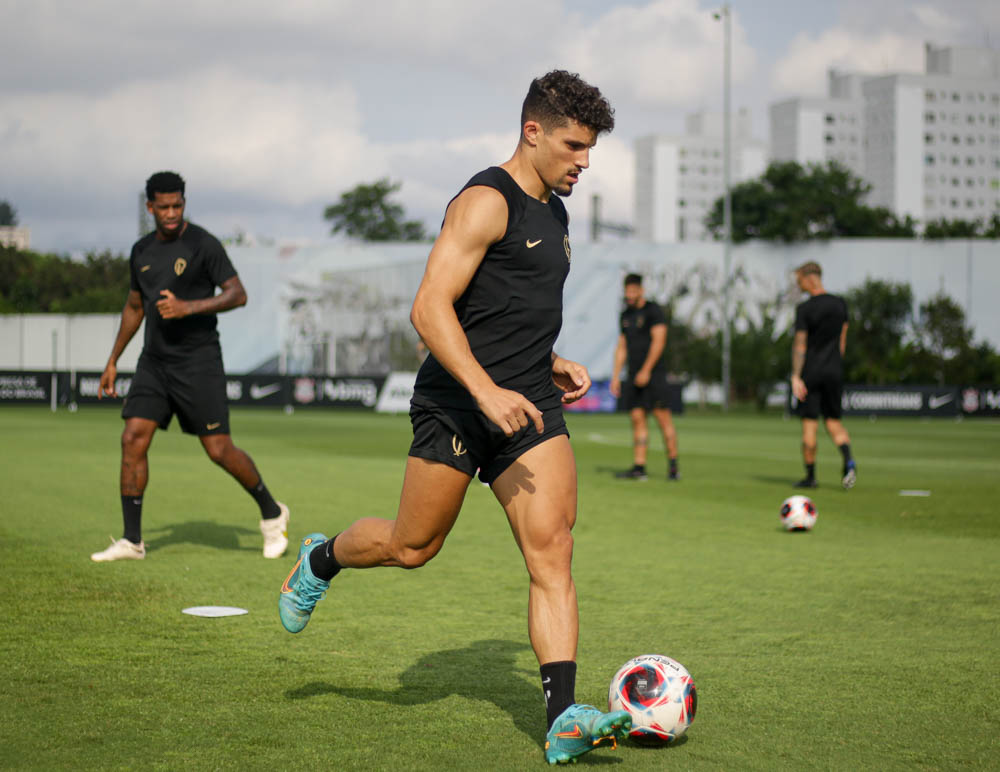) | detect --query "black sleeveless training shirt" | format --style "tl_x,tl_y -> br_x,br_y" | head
412,166 -> 572,412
